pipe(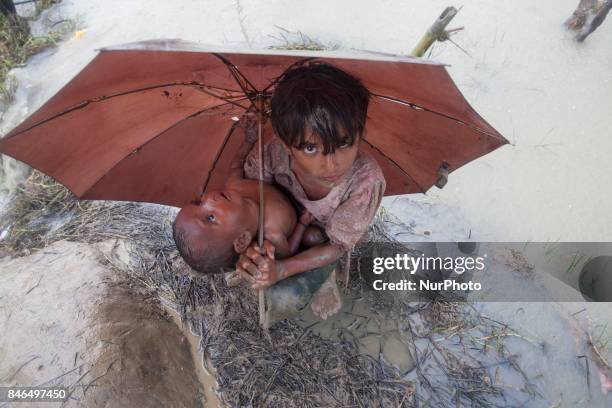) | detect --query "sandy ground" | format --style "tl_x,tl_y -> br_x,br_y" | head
0,240 -> 218,407
1,0 -> 612,407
